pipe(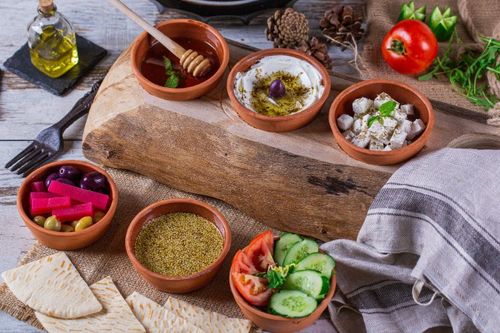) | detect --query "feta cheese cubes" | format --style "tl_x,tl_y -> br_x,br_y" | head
337,114 -> 354,131
336,92 -> 426,151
